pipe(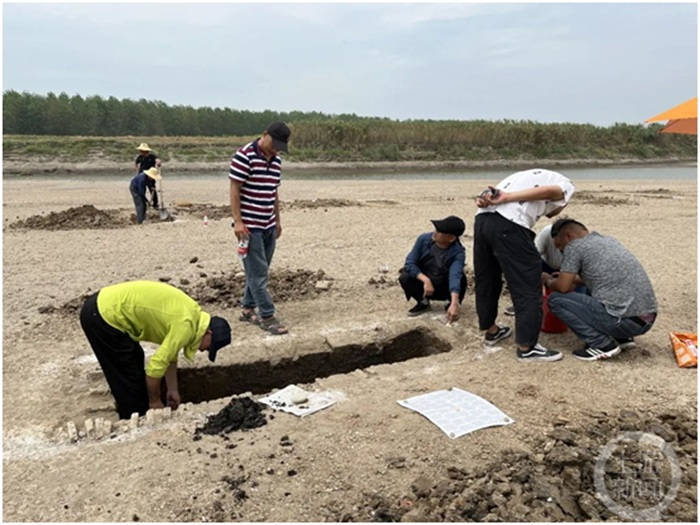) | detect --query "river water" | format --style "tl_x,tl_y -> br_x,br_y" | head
4,163 -> 697,181
283,164 -> 697,181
